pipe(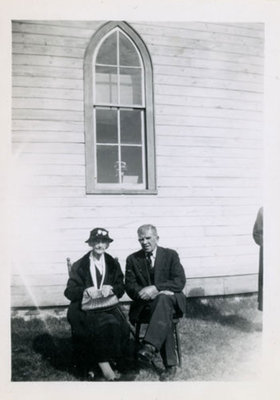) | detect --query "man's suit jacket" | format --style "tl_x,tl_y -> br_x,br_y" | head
125,246 -> 186,323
